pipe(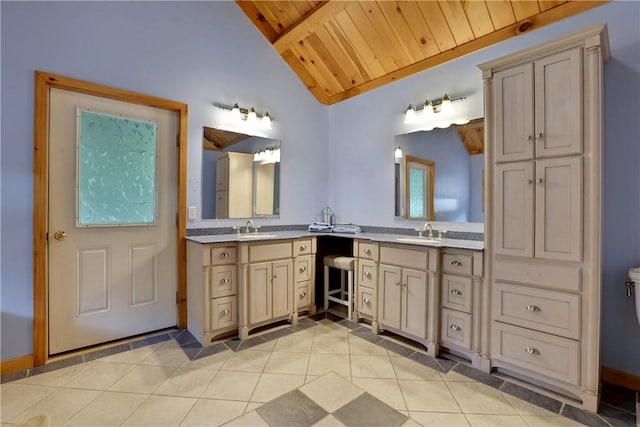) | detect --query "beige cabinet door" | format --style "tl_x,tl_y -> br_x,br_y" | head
401,268 -> 428,339
249,262 -> 272,324
272,259 -> 293,318
493,62 -> 534,162
379,265 -> 402,330
535,156 -> 583,262
494,161 -> 534,258
534,48 -> 582,158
